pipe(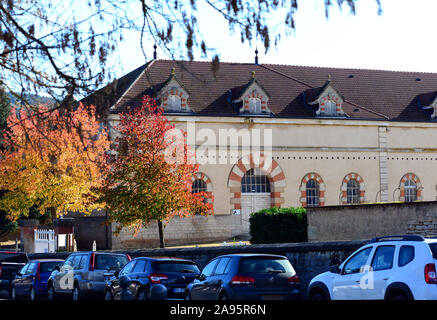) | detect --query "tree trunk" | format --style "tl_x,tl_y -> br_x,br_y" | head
157,219 -> 165,248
